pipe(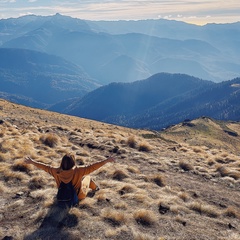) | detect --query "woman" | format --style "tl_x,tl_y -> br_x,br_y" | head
24,153 -> 115,203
